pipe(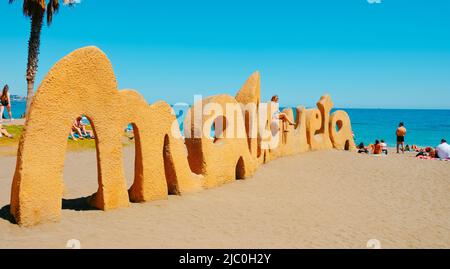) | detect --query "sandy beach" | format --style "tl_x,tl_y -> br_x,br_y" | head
0,147 -> 449,249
